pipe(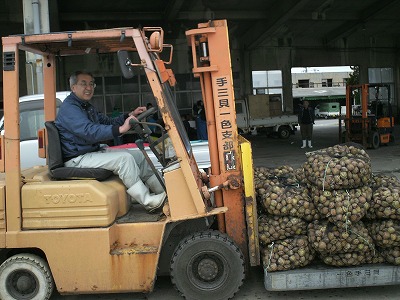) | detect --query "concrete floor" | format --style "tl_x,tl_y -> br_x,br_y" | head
53,119 -> 400,299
